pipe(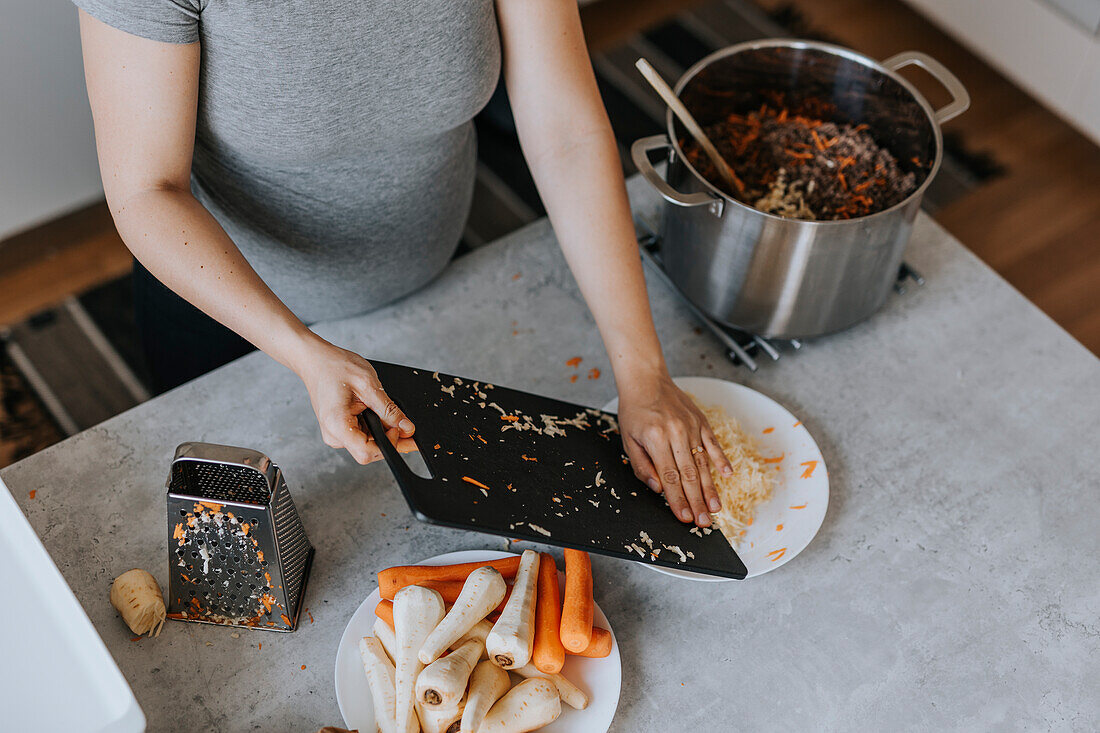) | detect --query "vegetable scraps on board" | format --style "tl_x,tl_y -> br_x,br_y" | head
362,549 -> 608,733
